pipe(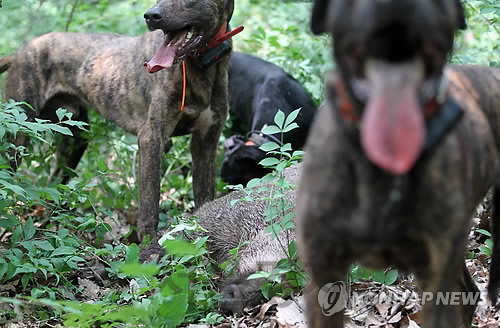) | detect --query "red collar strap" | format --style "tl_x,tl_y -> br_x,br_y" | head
181,24 -> 244,111
195,24 -> 244,55
423,74 -> 449,118
336,77 -> 449,123
336,78 -> 360,122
